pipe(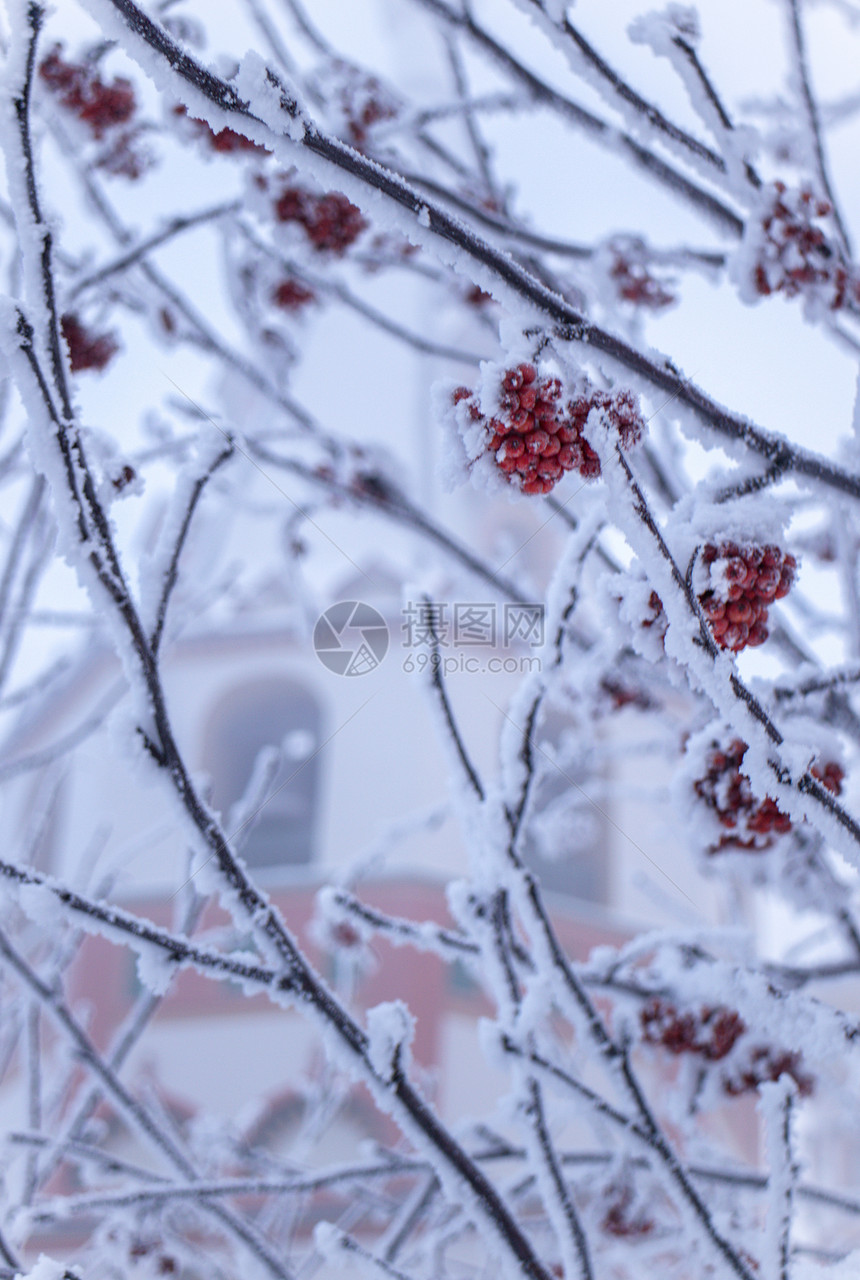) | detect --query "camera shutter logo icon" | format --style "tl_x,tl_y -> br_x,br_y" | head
313,601 -> 389,676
